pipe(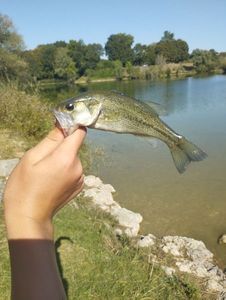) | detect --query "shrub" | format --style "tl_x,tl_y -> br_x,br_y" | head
0,83 -> 52,142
